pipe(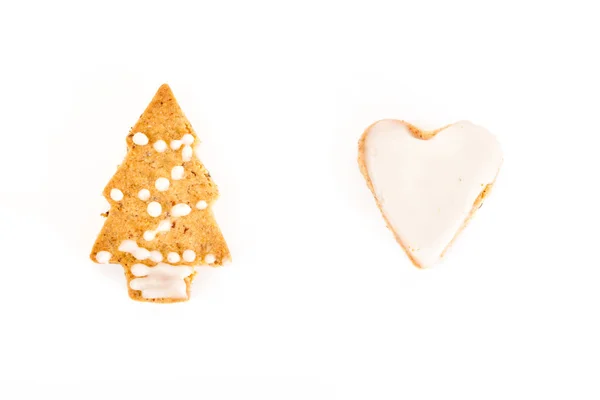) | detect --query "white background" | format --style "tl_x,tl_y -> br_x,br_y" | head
1,0 -> 599,398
